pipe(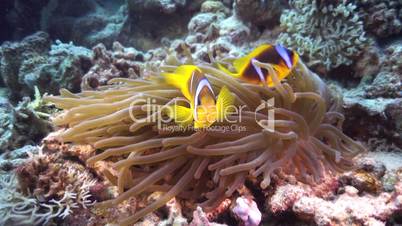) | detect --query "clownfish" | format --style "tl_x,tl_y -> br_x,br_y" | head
217,44 -> 299,87
162,65 -> 235,129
